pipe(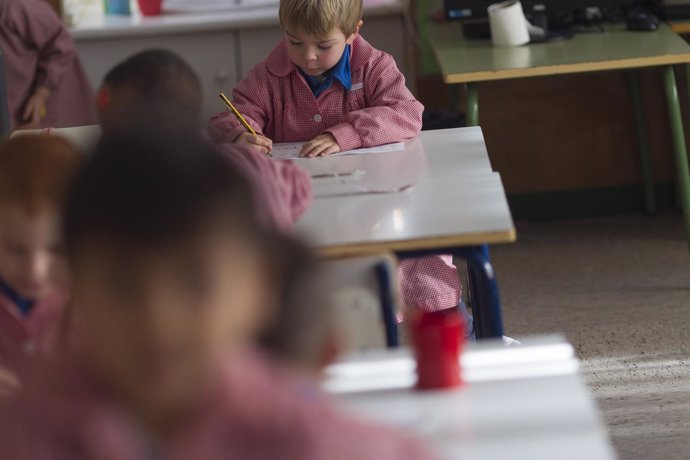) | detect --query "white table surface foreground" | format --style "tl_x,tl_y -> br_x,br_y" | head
325,336 -> 616,460
295,127 -> 515,256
